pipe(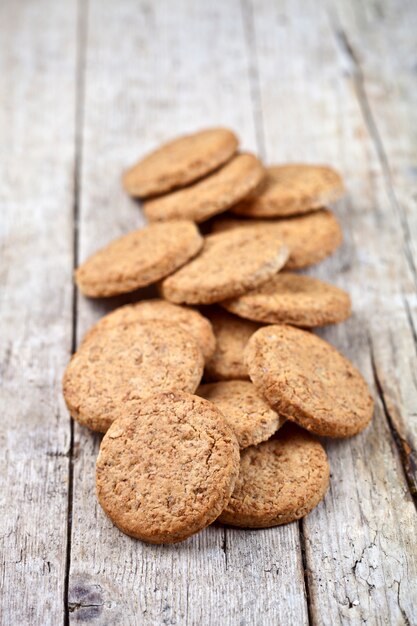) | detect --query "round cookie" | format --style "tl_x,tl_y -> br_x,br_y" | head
63,320 -> 204,432
245,325 -> 374,438
211,209 -> 342,270
143,153 -> 265,223
218,424 -> 330,528
75,221 -> 202,298
198,380 -> 285,449
96,391 -> 240,544
82,299 -> 216,361
231,164 -> 344,218
222,273 -> 352,327
161,228 -> 289,305
204,309 -> 262,381
122,128 -> 238,197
